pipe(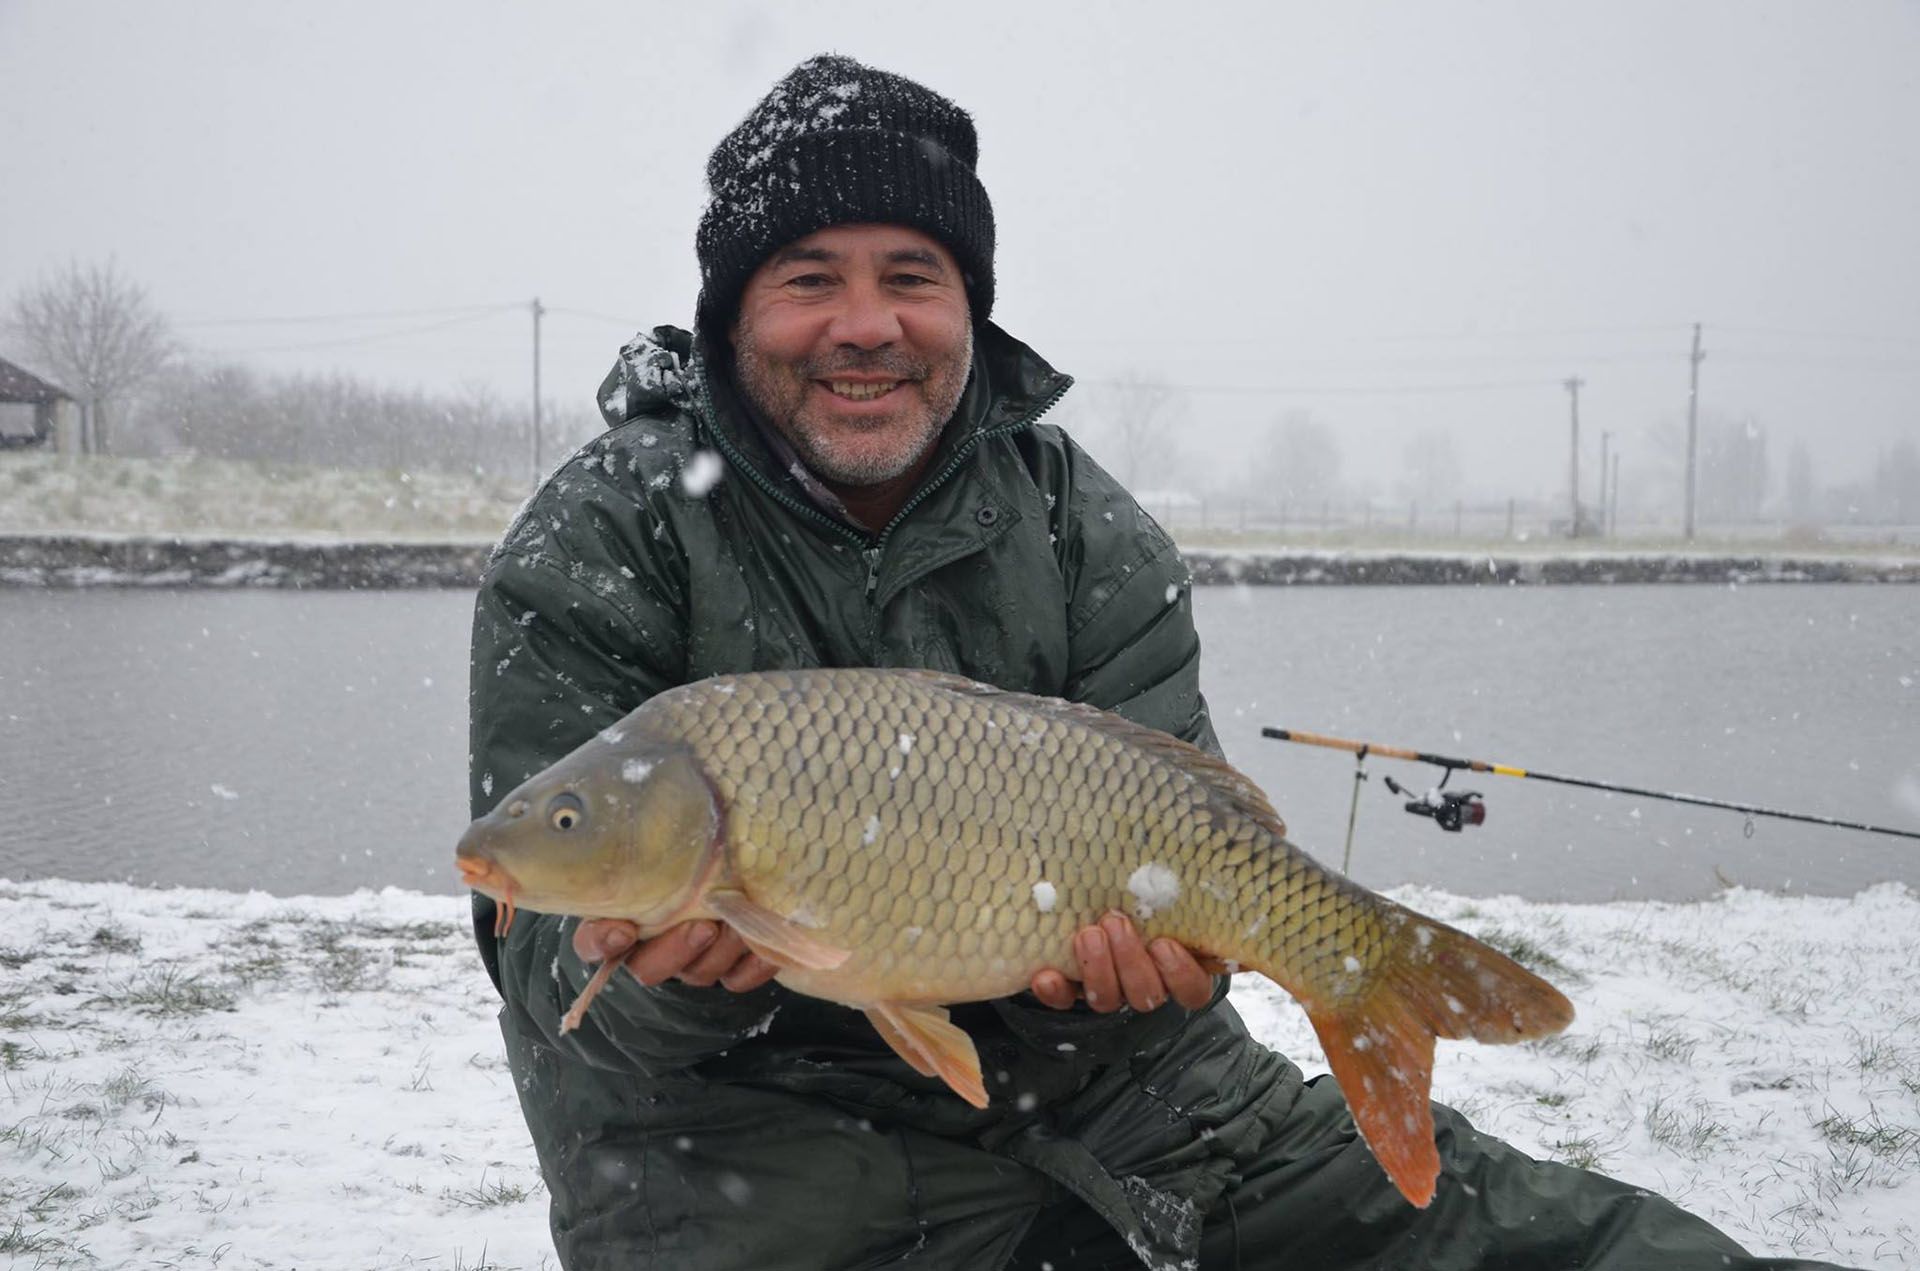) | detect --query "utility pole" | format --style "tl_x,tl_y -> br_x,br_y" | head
530,296 -> 546,487
1684,322 -> 1705,541
1599,430 -> 1611,537
1563,375 -> 1585,537
1610,451 -> 1621,536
